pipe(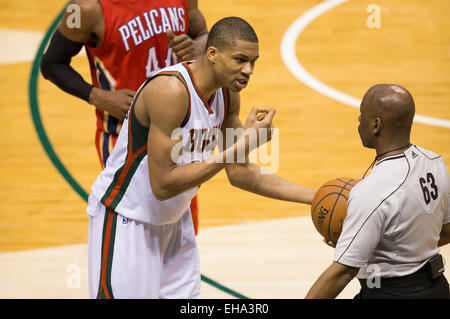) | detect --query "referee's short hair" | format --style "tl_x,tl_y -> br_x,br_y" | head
206,17 -> 258,51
